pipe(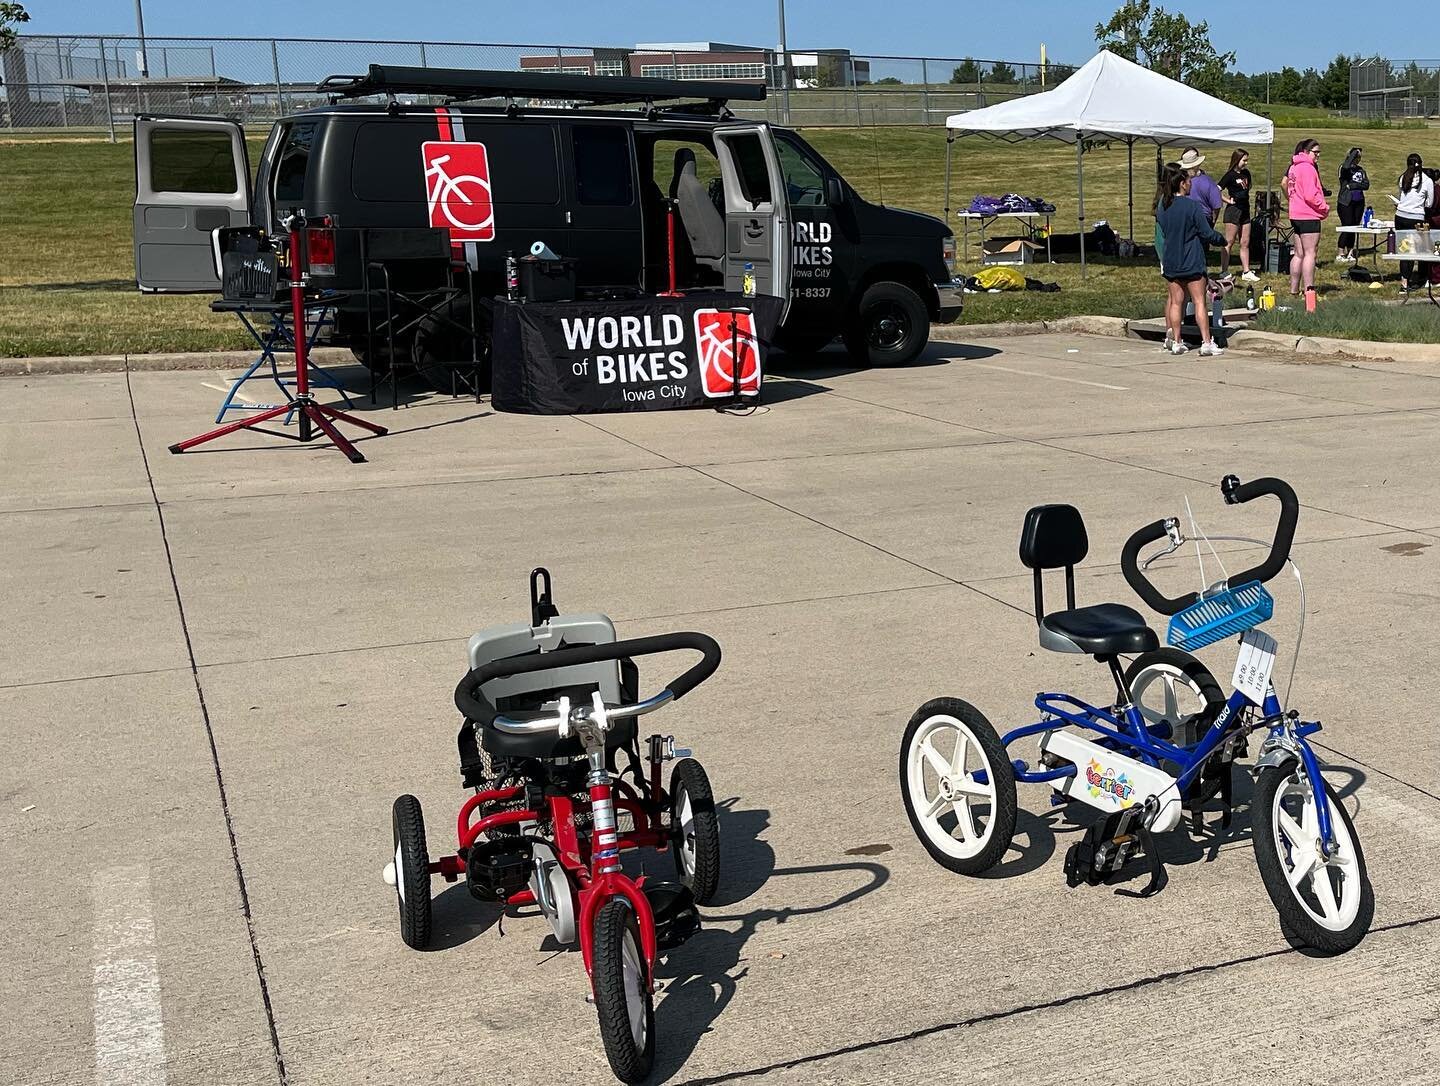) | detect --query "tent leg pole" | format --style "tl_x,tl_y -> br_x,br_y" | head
1128,138 -> 1134,249
944,131 -> 953,221
1077,138 -> 1086,278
